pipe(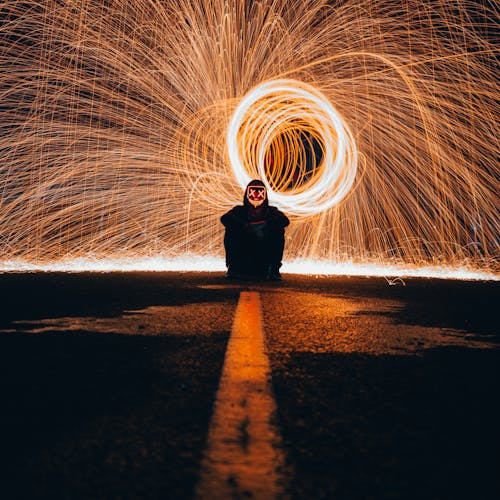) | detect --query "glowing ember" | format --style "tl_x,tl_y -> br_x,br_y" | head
0,1 -> 498,272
